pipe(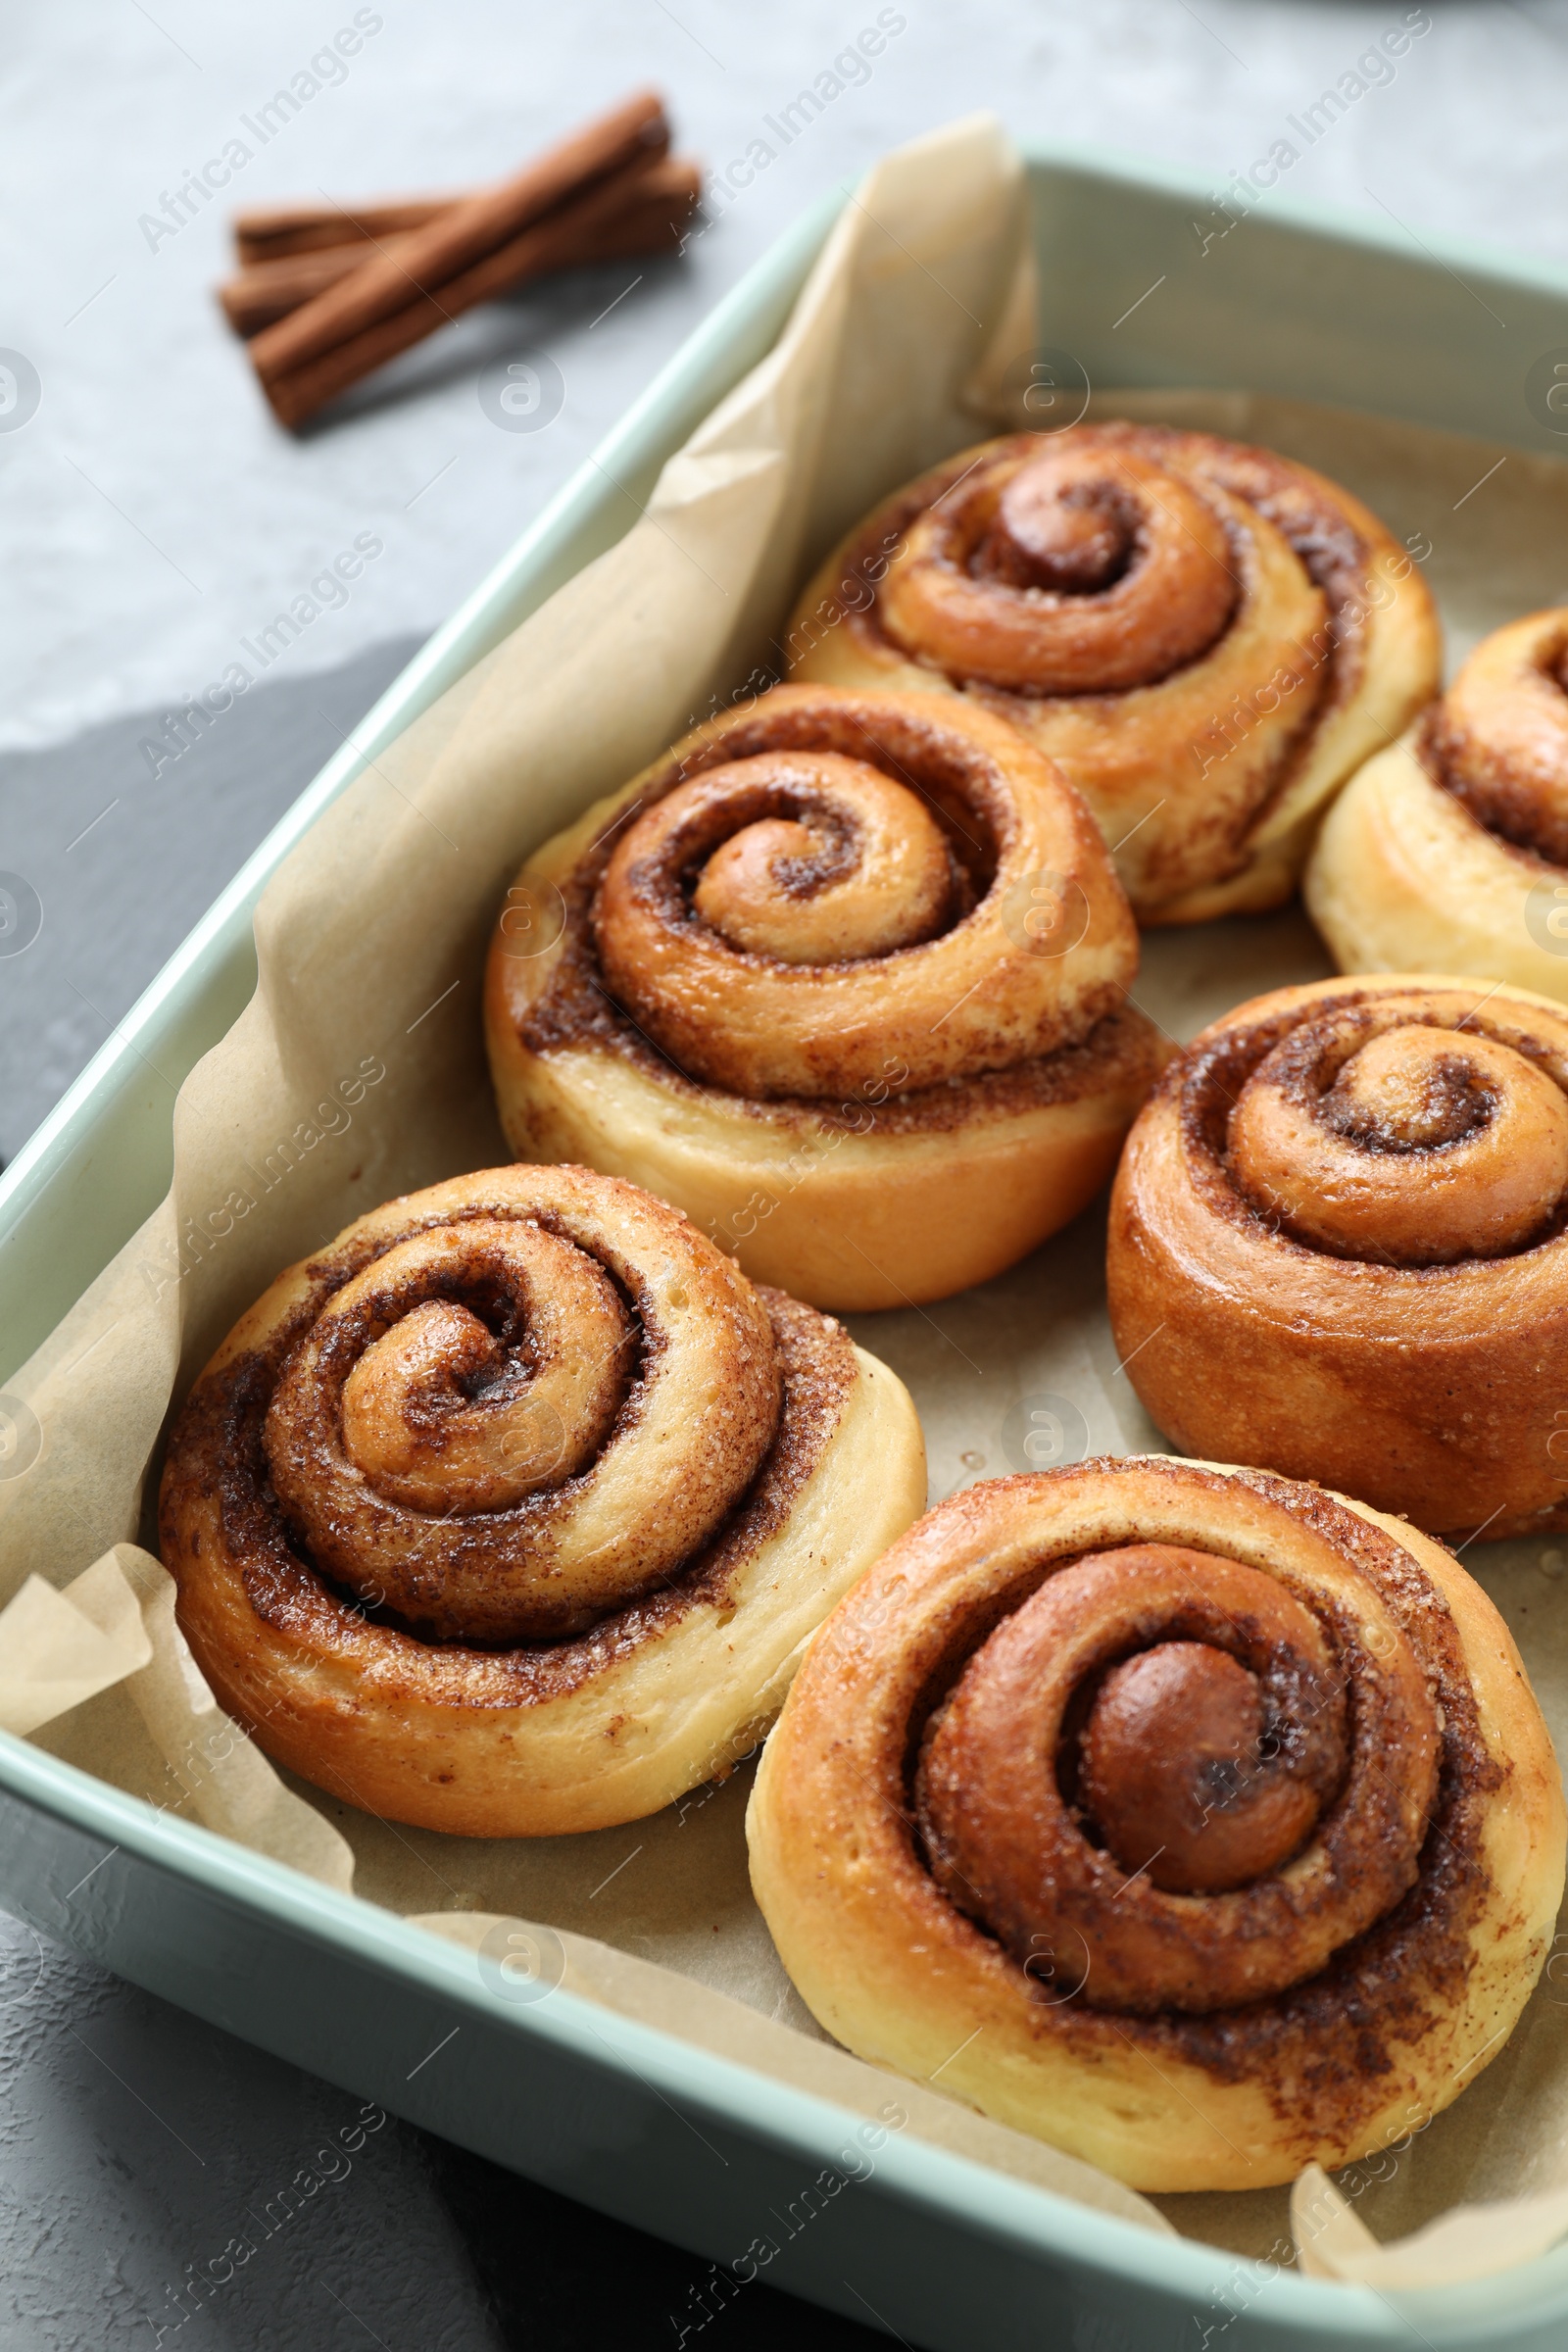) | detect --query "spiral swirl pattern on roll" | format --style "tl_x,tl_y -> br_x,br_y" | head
1307,607 -> 1568,1004
917,1541 -> 1433,2015
877,436 -> 1241,695
589,691 -> 1134,1097
1108,976 -> 1568,1533
487,686 -> 1163,1310
787,423 -> 1441,922
254,1171 -> 778,1644
160,1164 -> 928,1837
746,1458 -> 1565,2190
1427,609 -> 1568,863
